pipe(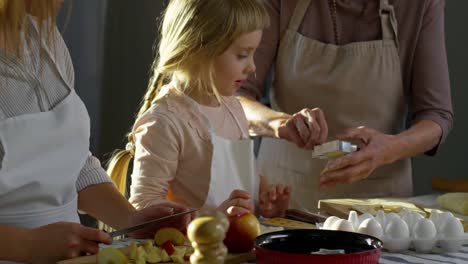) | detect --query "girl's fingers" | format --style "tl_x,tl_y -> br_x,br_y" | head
268,187 -> 277,201
226,206 -> 250,216
293,116 -> 310,143
275,184 -> 285,196
229,189 -> 251,200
